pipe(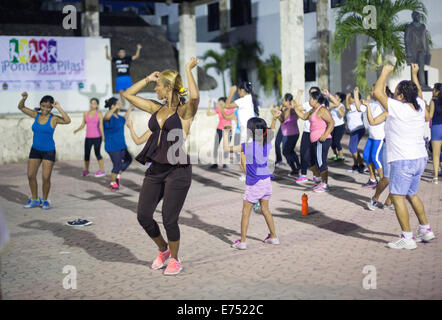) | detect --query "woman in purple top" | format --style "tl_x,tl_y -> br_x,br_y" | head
277,93 -> 301,177
223,116 -> 280,250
